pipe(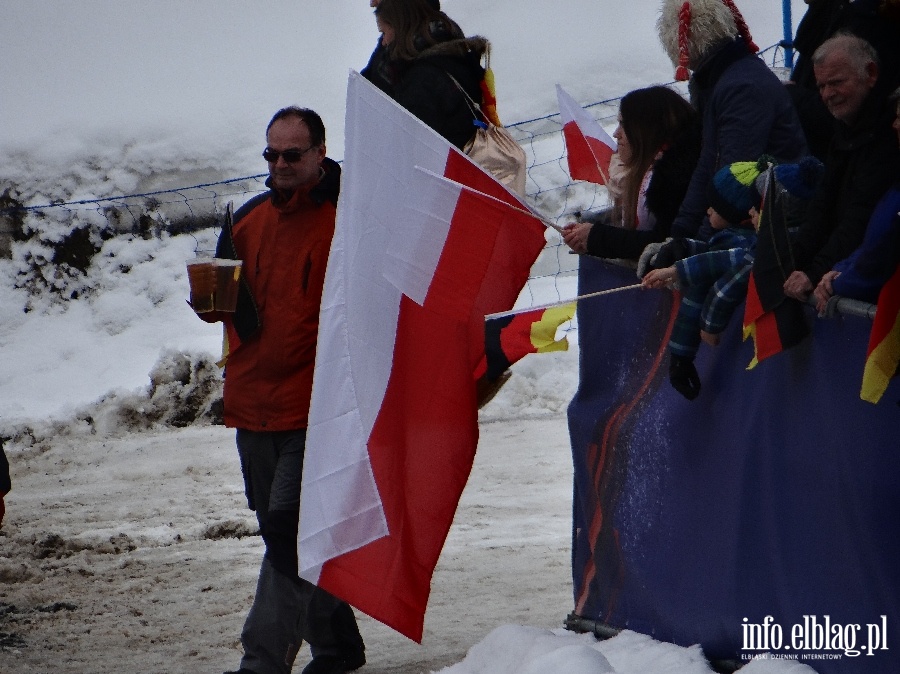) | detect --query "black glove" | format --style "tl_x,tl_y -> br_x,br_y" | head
650,238 -> 692,271
669,354 -> 701,400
